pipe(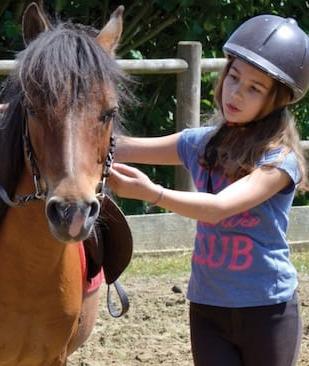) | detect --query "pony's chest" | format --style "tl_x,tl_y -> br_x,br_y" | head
0,236 -> 82,364
0,301 -> 80,365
